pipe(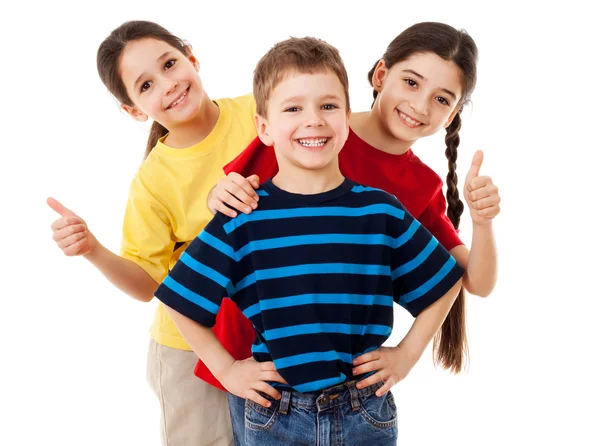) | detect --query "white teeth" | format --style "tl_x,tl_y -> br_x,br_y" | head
399,111 -> 421,126
169,90 -> 187,109
298,138 -> 328,147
